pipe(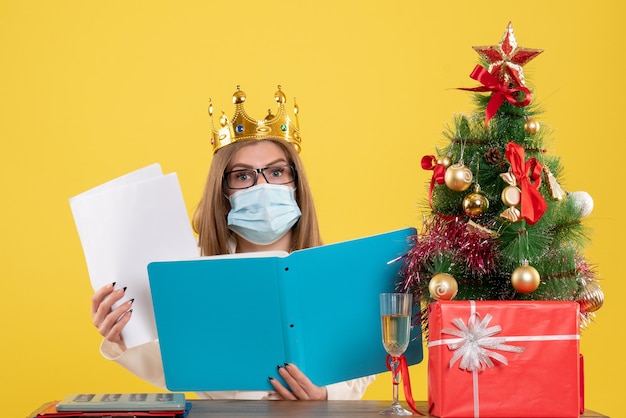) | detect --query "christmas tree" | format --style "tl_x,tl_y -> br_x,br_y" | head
400,22 -> 603,330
